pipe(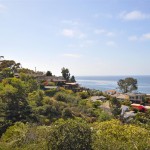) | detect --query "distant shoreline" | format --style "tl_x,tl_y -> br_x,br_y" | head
76,76 -> 150,94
